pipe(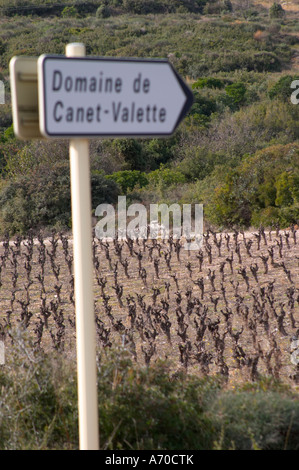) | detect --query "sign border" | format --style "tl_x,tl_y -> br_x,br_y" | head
38,54 -> 194,138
